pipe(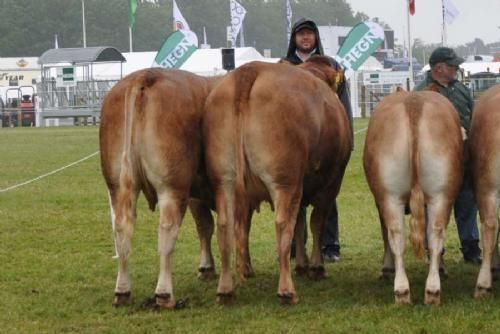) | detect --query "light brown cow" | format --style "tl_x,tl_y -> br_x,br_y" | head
469,84 -> 500,298
203,57 -> 352,304
100,68 -> 220,309
363,90 -> 463,305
